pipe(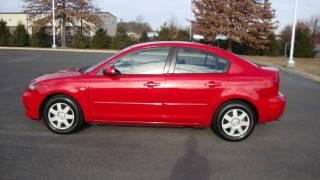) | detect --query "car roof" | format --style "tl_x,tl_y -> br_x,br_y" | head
129,41 -> 258,72
129,41 -> 215,50
128,41 -> 234,60
133,41 -> 202,46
